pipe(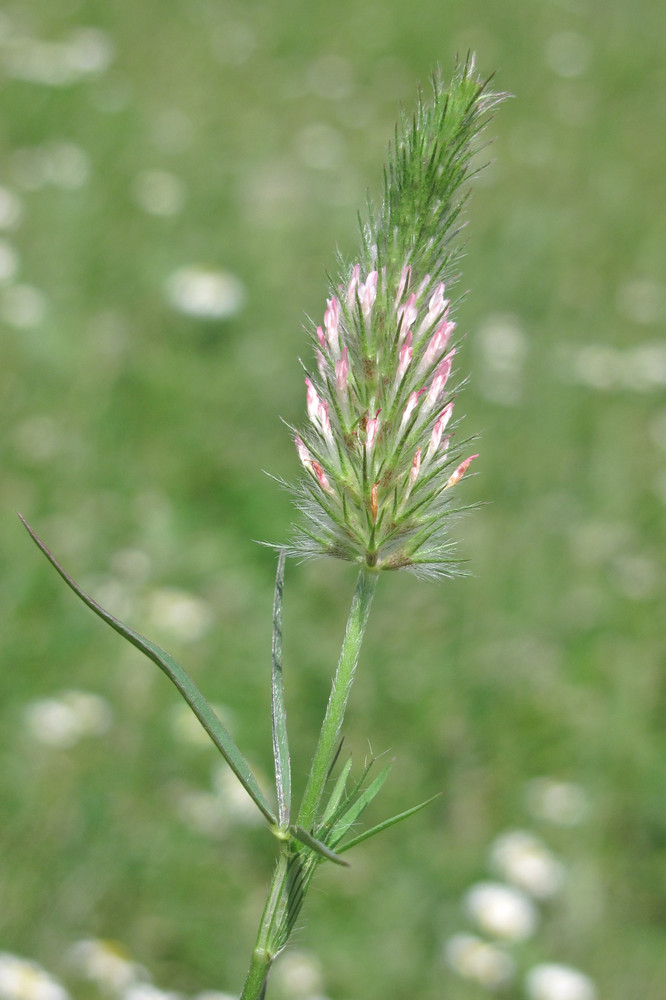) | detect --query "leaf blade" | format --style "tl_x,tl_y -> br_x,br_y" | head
321,755 -> 353,826
338,793 -> 441,854
271,550 -> 291,829
289,825 -> 350,867
328,762 -> 392,847
20,514 -> 277,826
